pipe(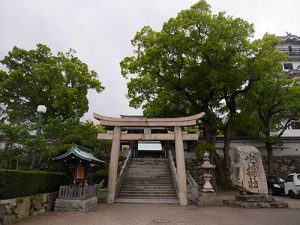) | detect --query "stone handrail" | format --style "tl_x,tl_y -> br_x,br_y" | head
186,170 -> 199,202
116,150 -> 132,197
58,184 -> 98,200
168,151 -> 178,197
